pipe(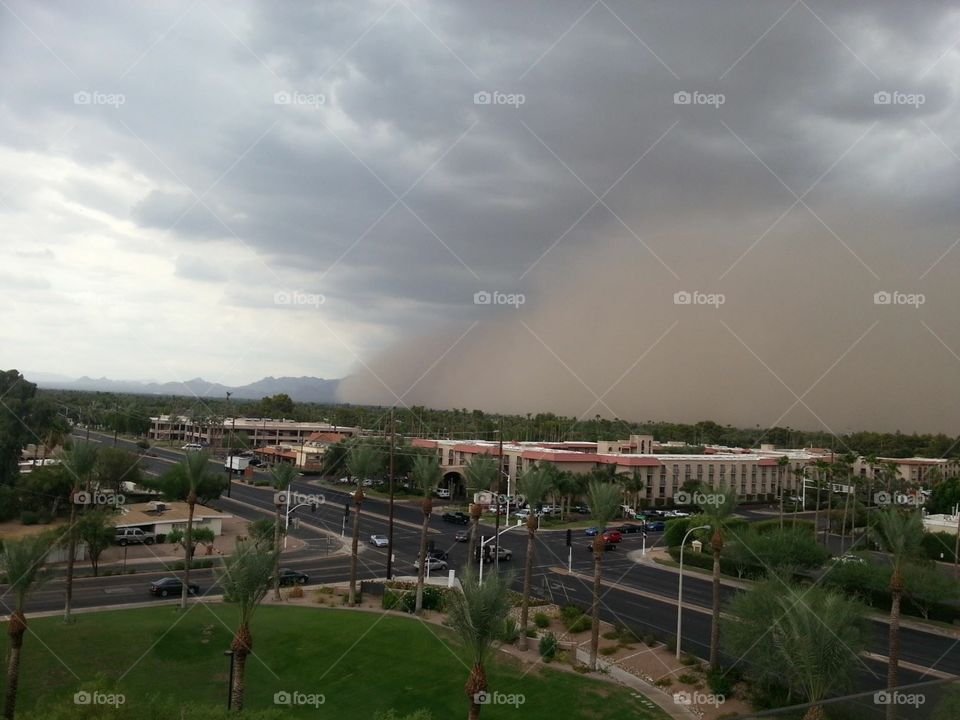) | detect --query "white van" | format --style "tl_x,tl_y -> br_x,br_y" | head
435,487 -> 451,499
181,443 -> 203,451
